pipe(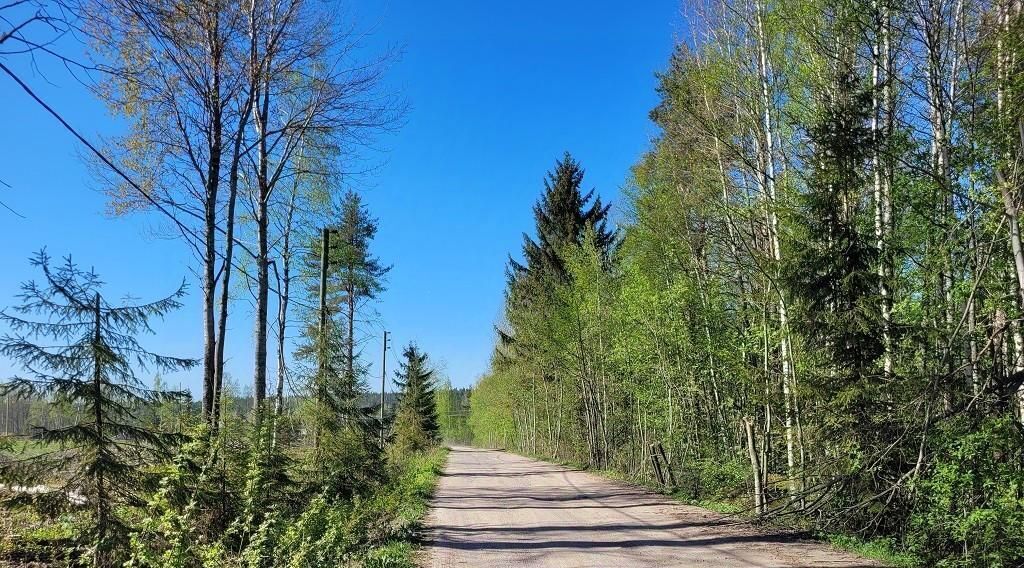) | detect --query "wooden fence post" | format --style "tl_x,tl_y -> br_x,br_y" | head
649,443 -> 666,486
655,442 -> 676,488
